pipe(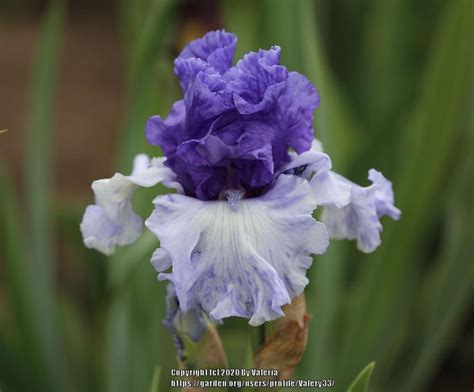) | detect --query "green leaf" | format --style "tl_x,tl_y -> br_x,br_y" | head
304,243 -> 348,379
116,0 -> 177,170
221,0 -> 259,59
400,140 -> 474,391
0,331 -> 35,391
119,0 -> 152,58
148,366 -> 161,392
298,0 -> 360,168
25,0 -> 63,288
106,0 -> 176,379
347,362 -> 375,392
105,1 -> 180,390
296,0 -> 356,380
105,296 -> 131,392
109,231 -> 158,291
0,168 -> 45,389
340,0 -> 474,386
22,2 -> 72,390
260,0 -> 304,72
355,0 -> 415,173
